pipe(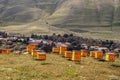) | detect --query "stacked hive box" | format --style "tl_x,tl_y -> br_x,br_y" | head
31,50 -> 38,57
72,50 -> 81,62
95,51 -> 103,59
90,51 -> 95,57
37,53 -> 46,60
27,44 -> 37,54
52,47 -> 59,53
60,46 -> 67,56
105,53 -> 115,62
81,50 -> 88,57
65,51 -> 72,59
1,49 -> 10,54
